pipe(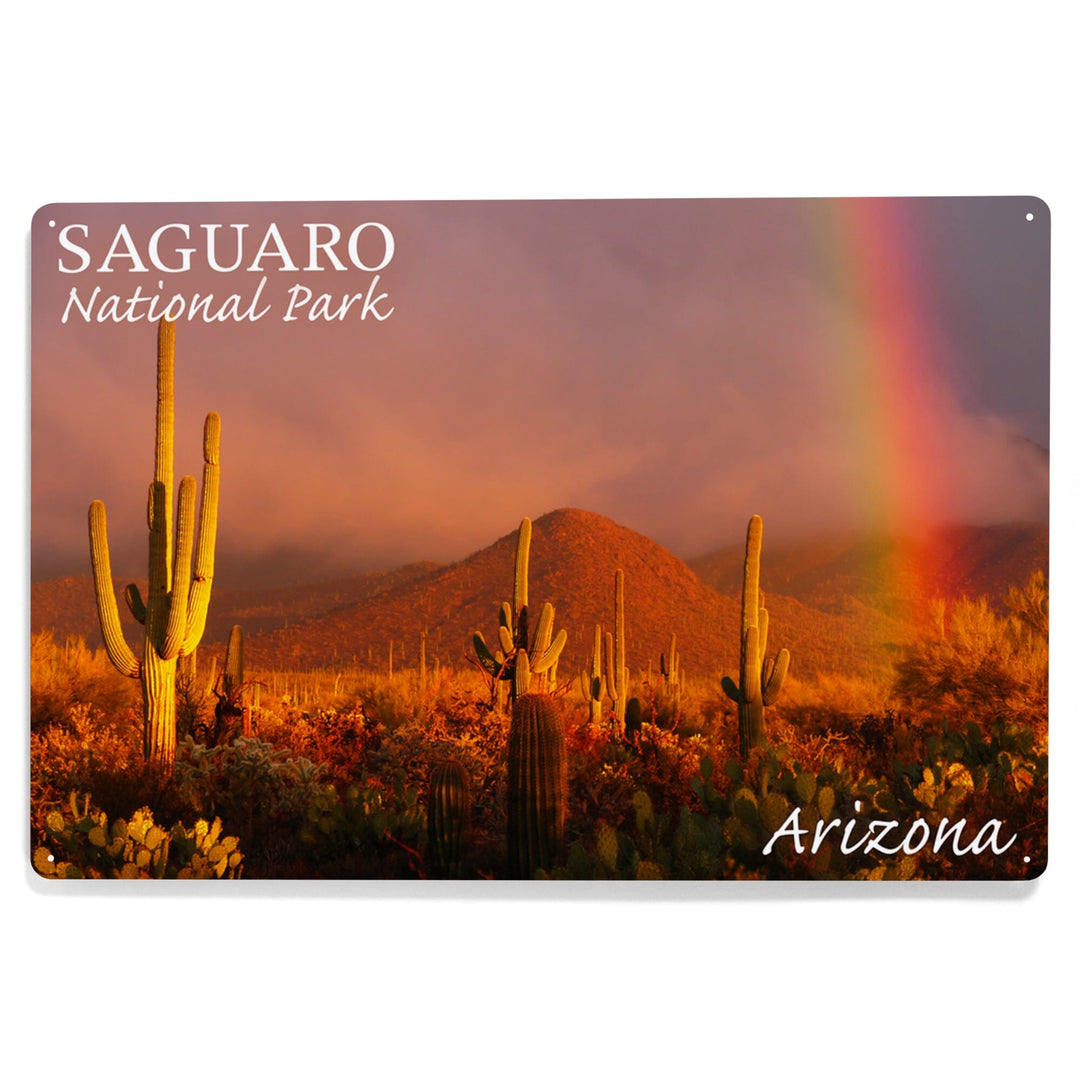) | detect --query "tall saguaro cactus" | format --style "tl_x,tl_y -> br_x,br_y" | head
603,569 -> 629,731
88,318 -> 220,769
472,518 -> 566,704
721,515 -> 790,757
